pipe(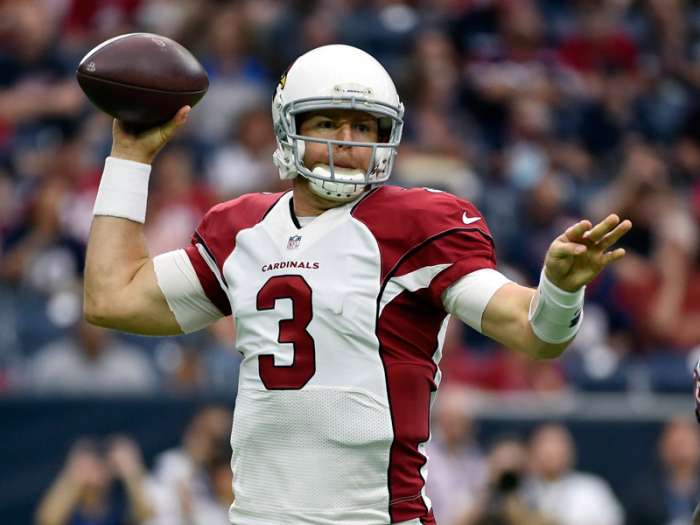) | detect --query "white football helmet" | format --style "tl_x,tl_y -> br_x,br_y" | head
272,45 -> 404,202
